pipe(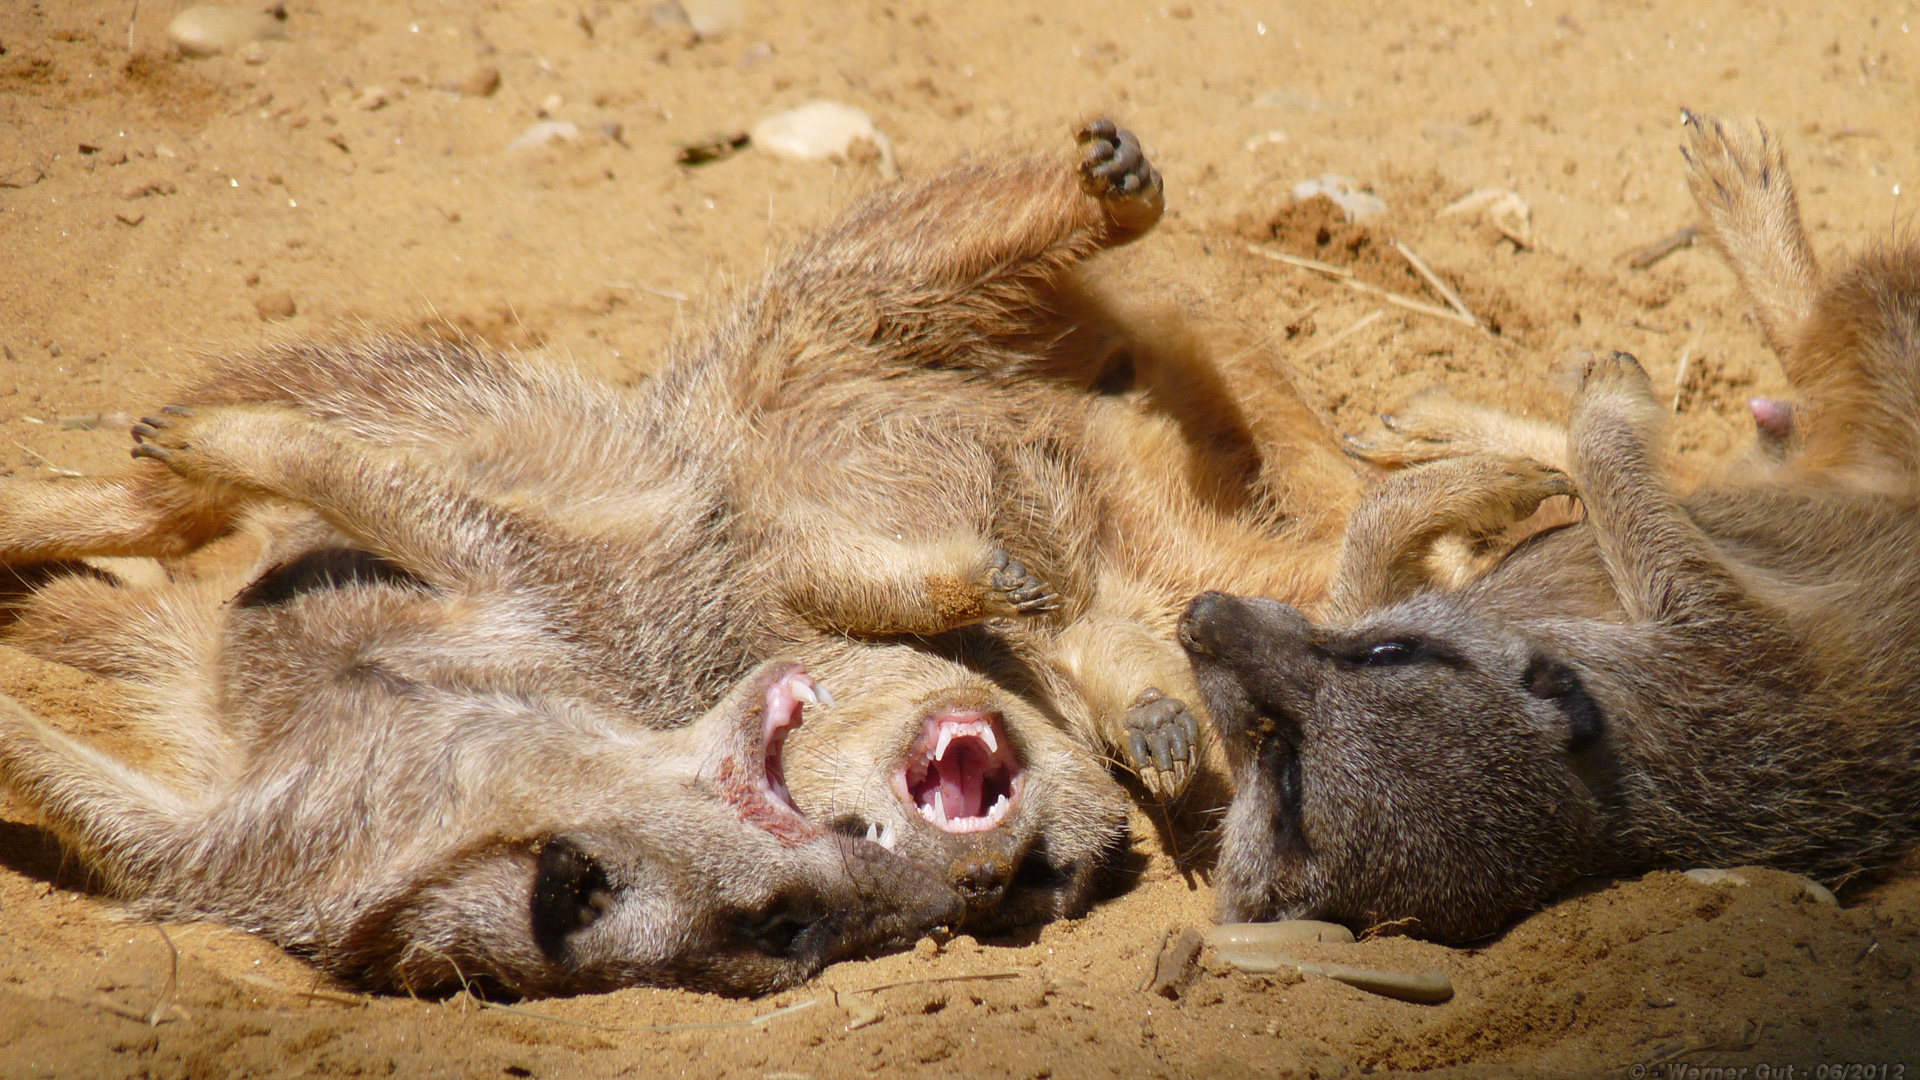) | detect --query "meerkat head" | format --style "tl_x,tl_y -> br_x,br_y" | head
779,639 -> 1130,933
1179,592 -> 1610,941
339,661 -> 964,997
